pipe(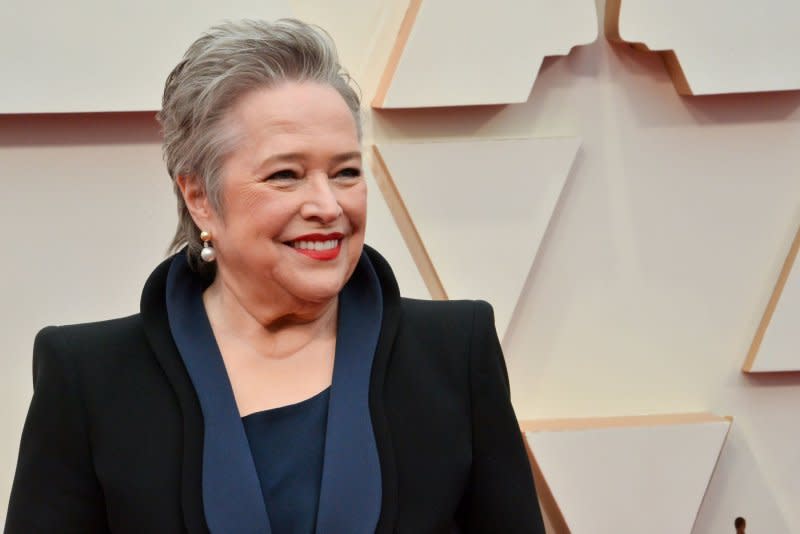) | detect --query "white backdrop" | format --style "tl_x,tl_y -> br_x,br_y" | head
0,0 -> 291,112
1,0 -> 799,531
